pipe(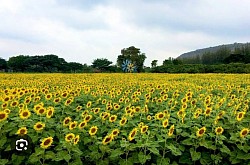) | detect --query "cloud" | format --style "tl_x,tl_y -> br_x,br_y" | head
0,0 -> 249,67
